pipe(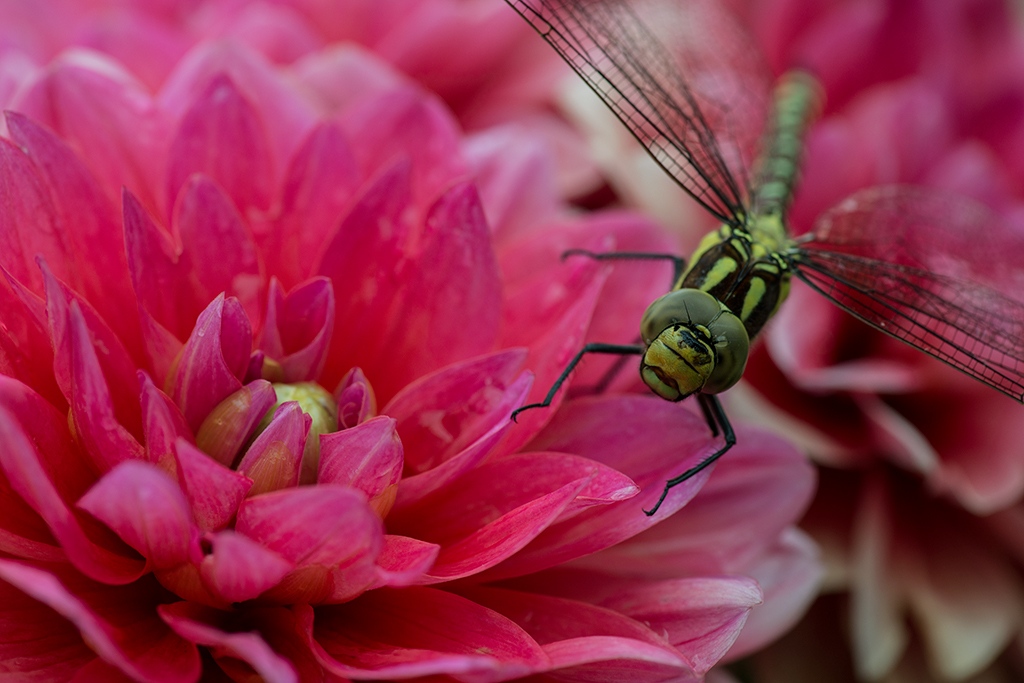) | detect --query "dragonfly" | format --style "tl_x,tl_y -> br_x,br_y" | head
504,0 -> 1024,515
